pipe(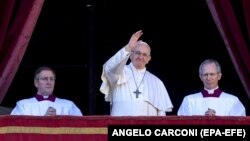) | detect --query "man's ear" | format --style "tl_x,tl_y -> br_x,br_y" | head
199,74 -> 203,81
146,56 -> 151,64
34,79 -> 38,87
217,72 -> 222,80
